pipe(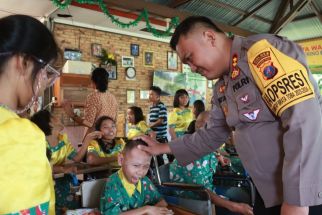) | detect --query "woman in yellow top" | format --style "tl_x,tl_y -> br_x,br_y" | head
169,89 -> 193,139
87,116 -> 126,168
126,106 -> 155,140
31,110 -> 102,214
0,15 -> 60,214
